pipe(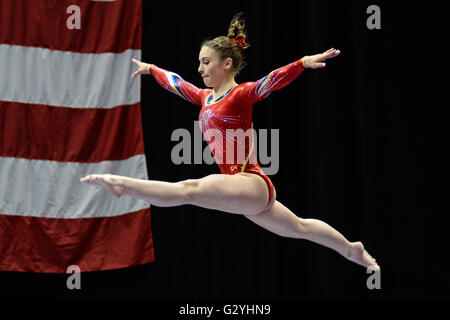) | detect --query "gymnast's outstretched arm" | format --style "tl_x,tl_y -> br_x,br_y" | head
246,48 -> 341,103
131,58 -> 203,106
